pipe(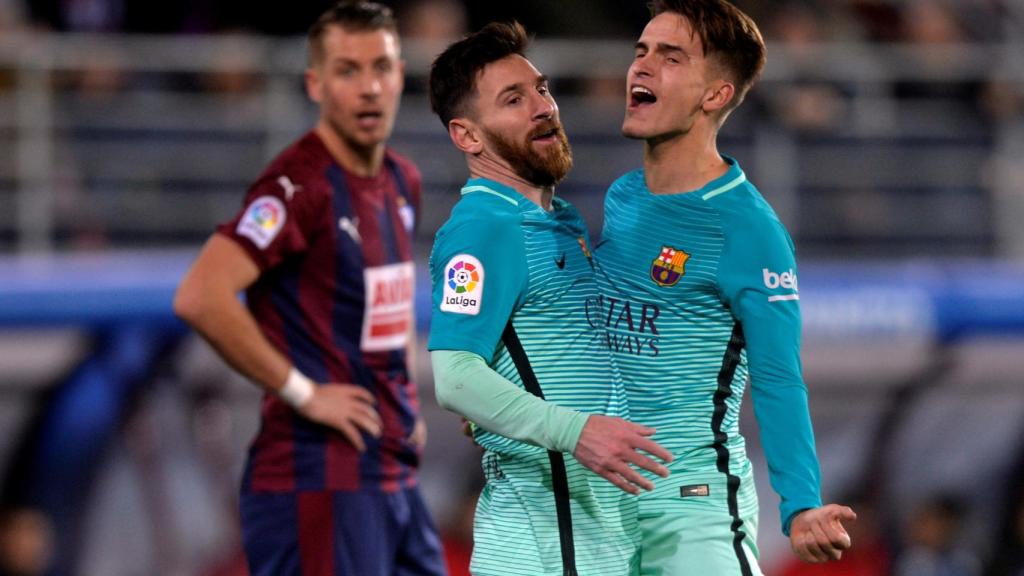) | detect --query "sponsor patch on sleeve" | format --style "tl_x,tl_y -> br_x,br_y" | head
440,254 -> 484,315
762,267 -> 799,302
237,196 -> 286,249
